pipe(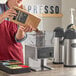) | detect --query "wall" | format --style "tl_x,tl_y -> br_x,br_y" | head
62,0 -> 76,29
0,0 -> 6,3
22,0 -> 62,31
